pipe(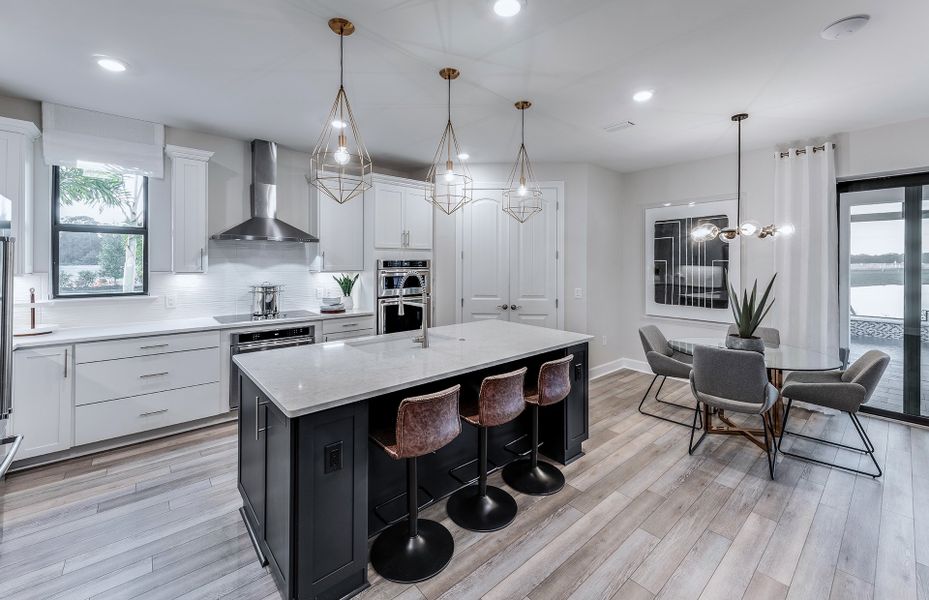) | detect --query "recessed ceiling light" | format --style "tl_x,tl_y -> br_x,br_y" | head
95,56 -> 128,72
493,0 -> 522,17
821,14 -> 870,40
663,203 -> 672,207
457,152 -> 470,160
688,202 -> 696,206
331,119 -> 348,129
633,90 -> 654,103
